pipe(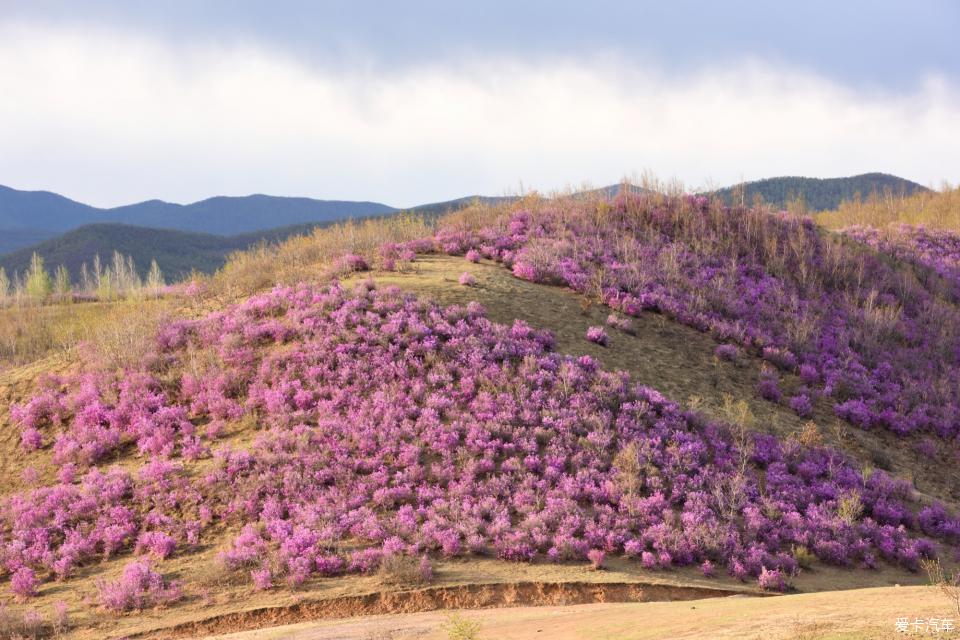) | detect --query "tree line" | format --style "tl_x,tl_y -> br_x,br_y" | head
0,251 -> 166,304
